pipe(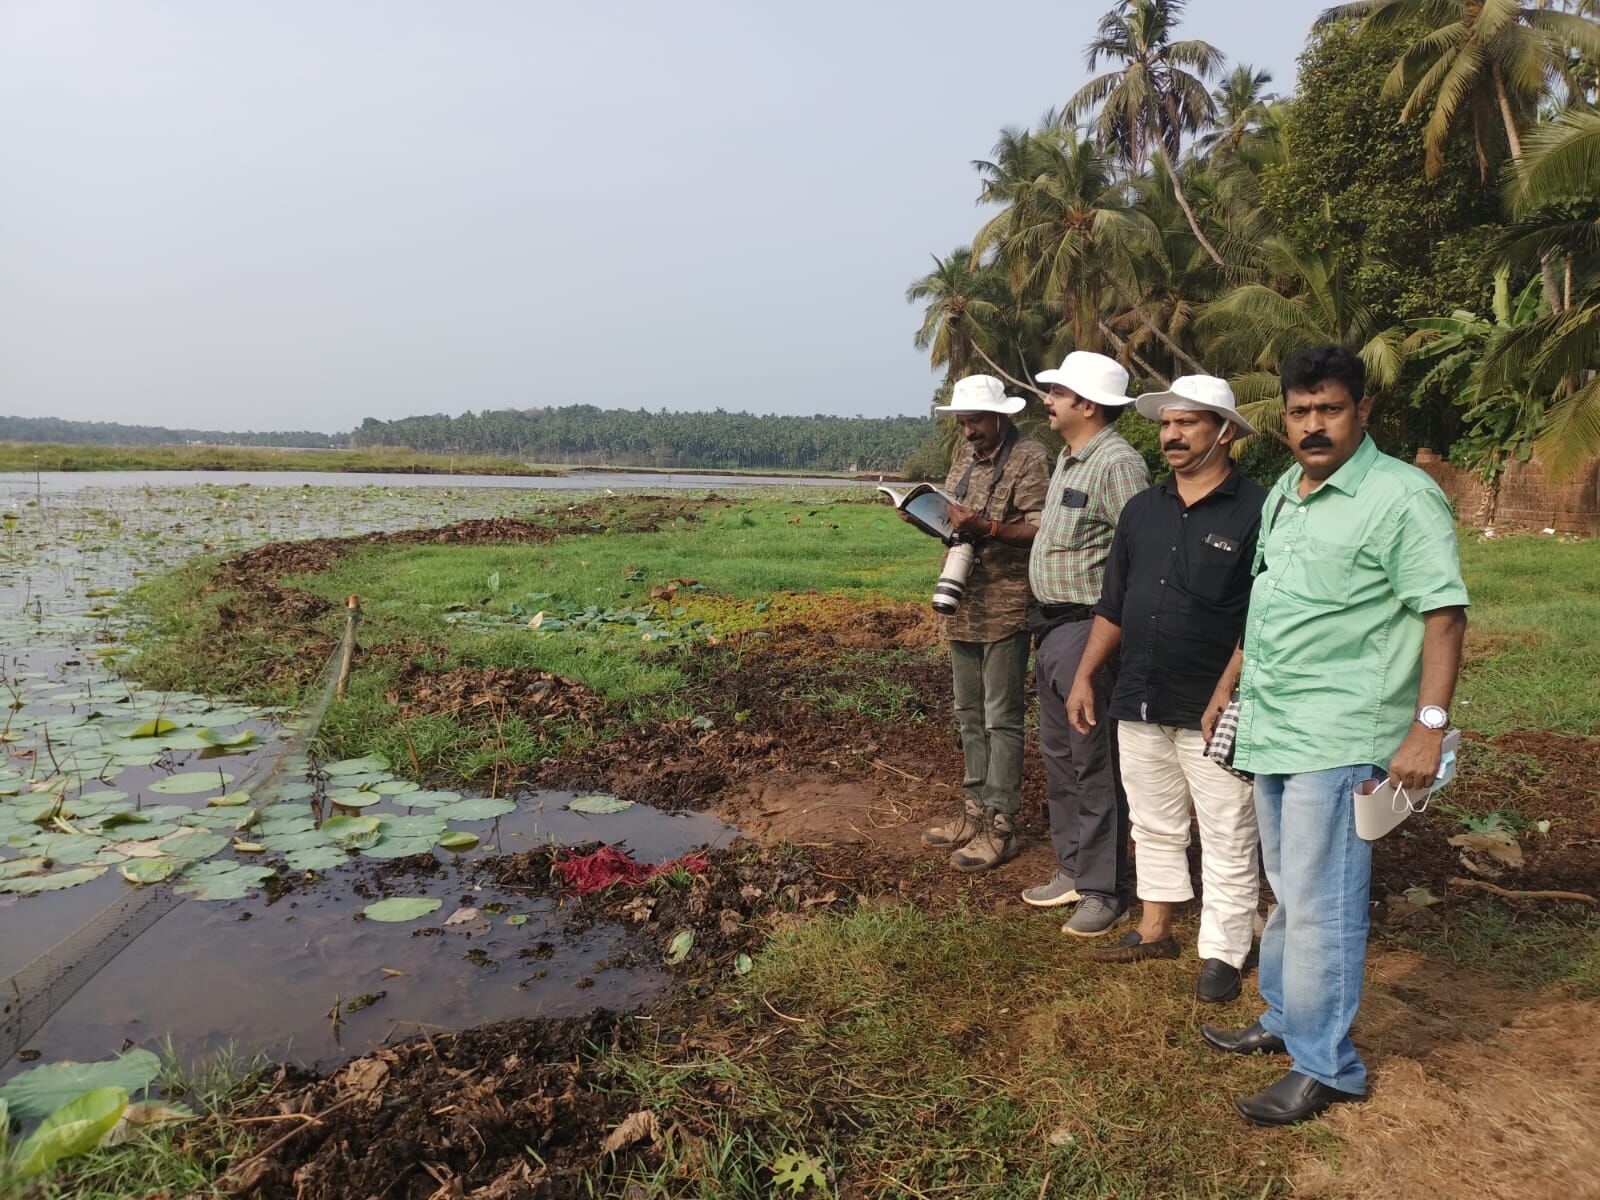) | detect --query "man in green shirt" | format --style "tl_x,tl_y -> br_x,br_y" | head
1198,345 -> 1469,1127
